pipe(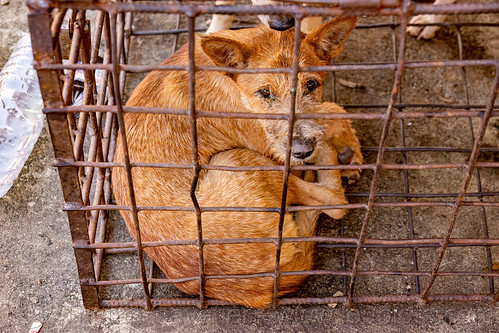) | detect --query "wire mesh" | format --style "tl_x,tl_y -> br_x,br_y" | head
27,0 -> 499,309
